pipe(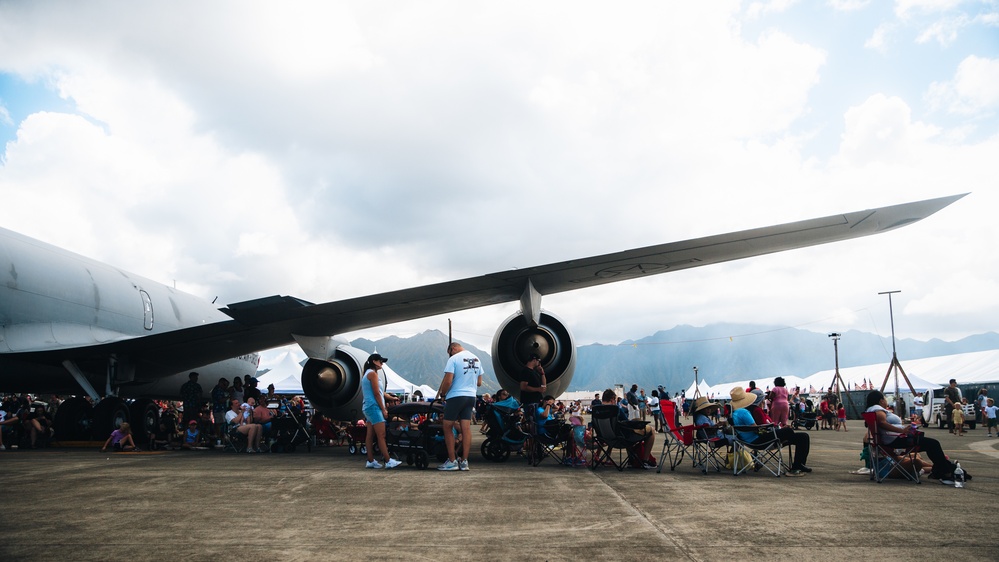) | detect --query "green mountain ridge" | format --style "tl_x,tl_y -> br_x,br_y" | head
264,326 -> 999,398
